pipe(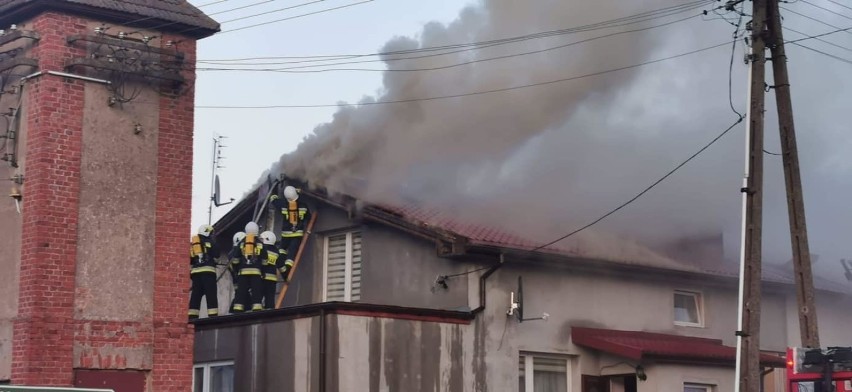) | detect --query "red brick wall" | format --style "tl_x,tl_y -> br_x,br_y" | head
151,35 -> 197,392
12,14 -> 200,392
12,12 -> 88,386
